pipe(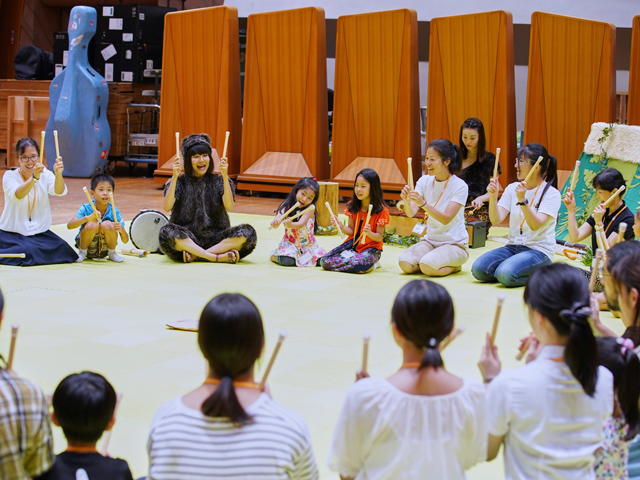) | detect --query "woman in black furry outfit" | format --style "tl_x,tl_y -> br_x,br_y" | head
159,133 -> 257,263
